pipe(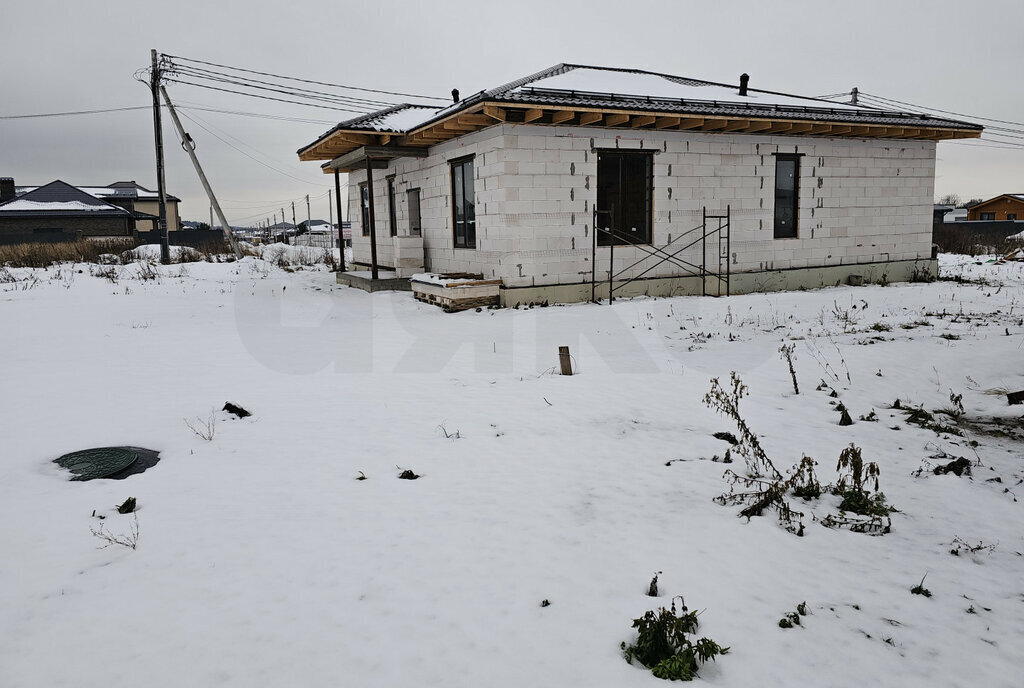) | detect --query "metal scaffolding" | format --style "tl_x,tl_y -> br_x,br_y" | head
591,206 -> 731,303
